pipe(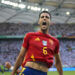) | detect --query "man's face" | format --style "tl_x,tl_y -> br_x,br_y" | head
38,13 -> 51,31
